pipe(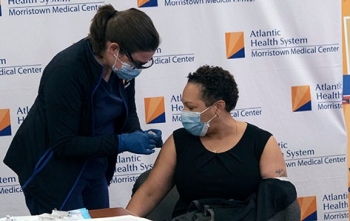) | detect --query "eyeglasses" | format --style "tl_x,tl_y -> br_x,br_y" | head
126,52 -> 154,69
